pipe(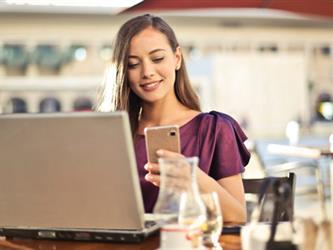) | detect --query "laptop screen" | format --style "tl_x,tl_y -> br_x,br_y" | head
0,112 -> 145,231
